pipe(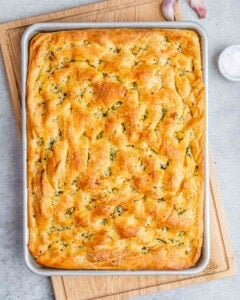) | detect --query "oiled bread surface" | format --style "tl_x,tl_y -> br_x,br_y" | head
27,29 -> 205,270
